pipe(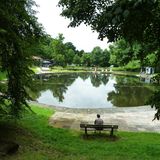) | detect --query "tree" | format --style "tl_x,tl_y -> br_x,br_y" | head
66,49 -> 75,65
65,42 -> 76,52
51,34 -> 67,66
108,39 -> 141,67
91,47 -> 103,67
144,53 -> 157,67
58,0 -> 159,46
34,35 -> 53,59
73,54 -> 81,65
65,42 -> 76,65
81,53 -> 91,67
101,49 -> 110,67
0,0 -> 43,118
76,50 -> 85,57
90,47 -> 110,67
